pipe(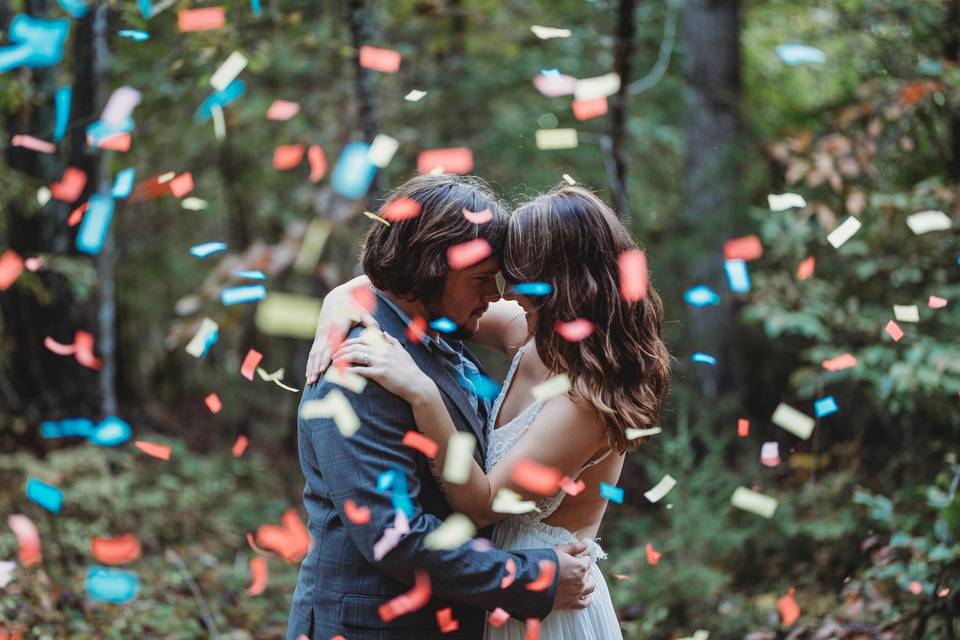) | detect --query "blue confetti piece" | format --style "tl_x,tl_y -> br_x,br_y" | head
111,168 -> 136,199
541,68 -> 560,77
233,270 -> 265,280
0,14 -> 70,72
76,194 -> 115,255
511,282 -> 552,296
814,395 -> 838,418
26,477 -> 63,513
89,416 -> 132,447
53,85 -> 71,142
599,481 -> 624,504
57,0 -> 88,18
429,317 -> 458,333
724,259 -> 751,293
377,469 -> 398,491
40,417 -> 94,439
86,566 -> 139,603
691,352 -> 717,365
331,141 -> 378,200
221,285 -> 267,306
118,30 -> 150,41
85,116 -> 134,146
137,0 -> 152,18
194,79 -> 246,123
251,0 -> 261,16
464,371 -> 502,401
377,468 -> 414,518
684,285 -> 720,307
776,44 -> 827,66
190,242 -> 228,258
